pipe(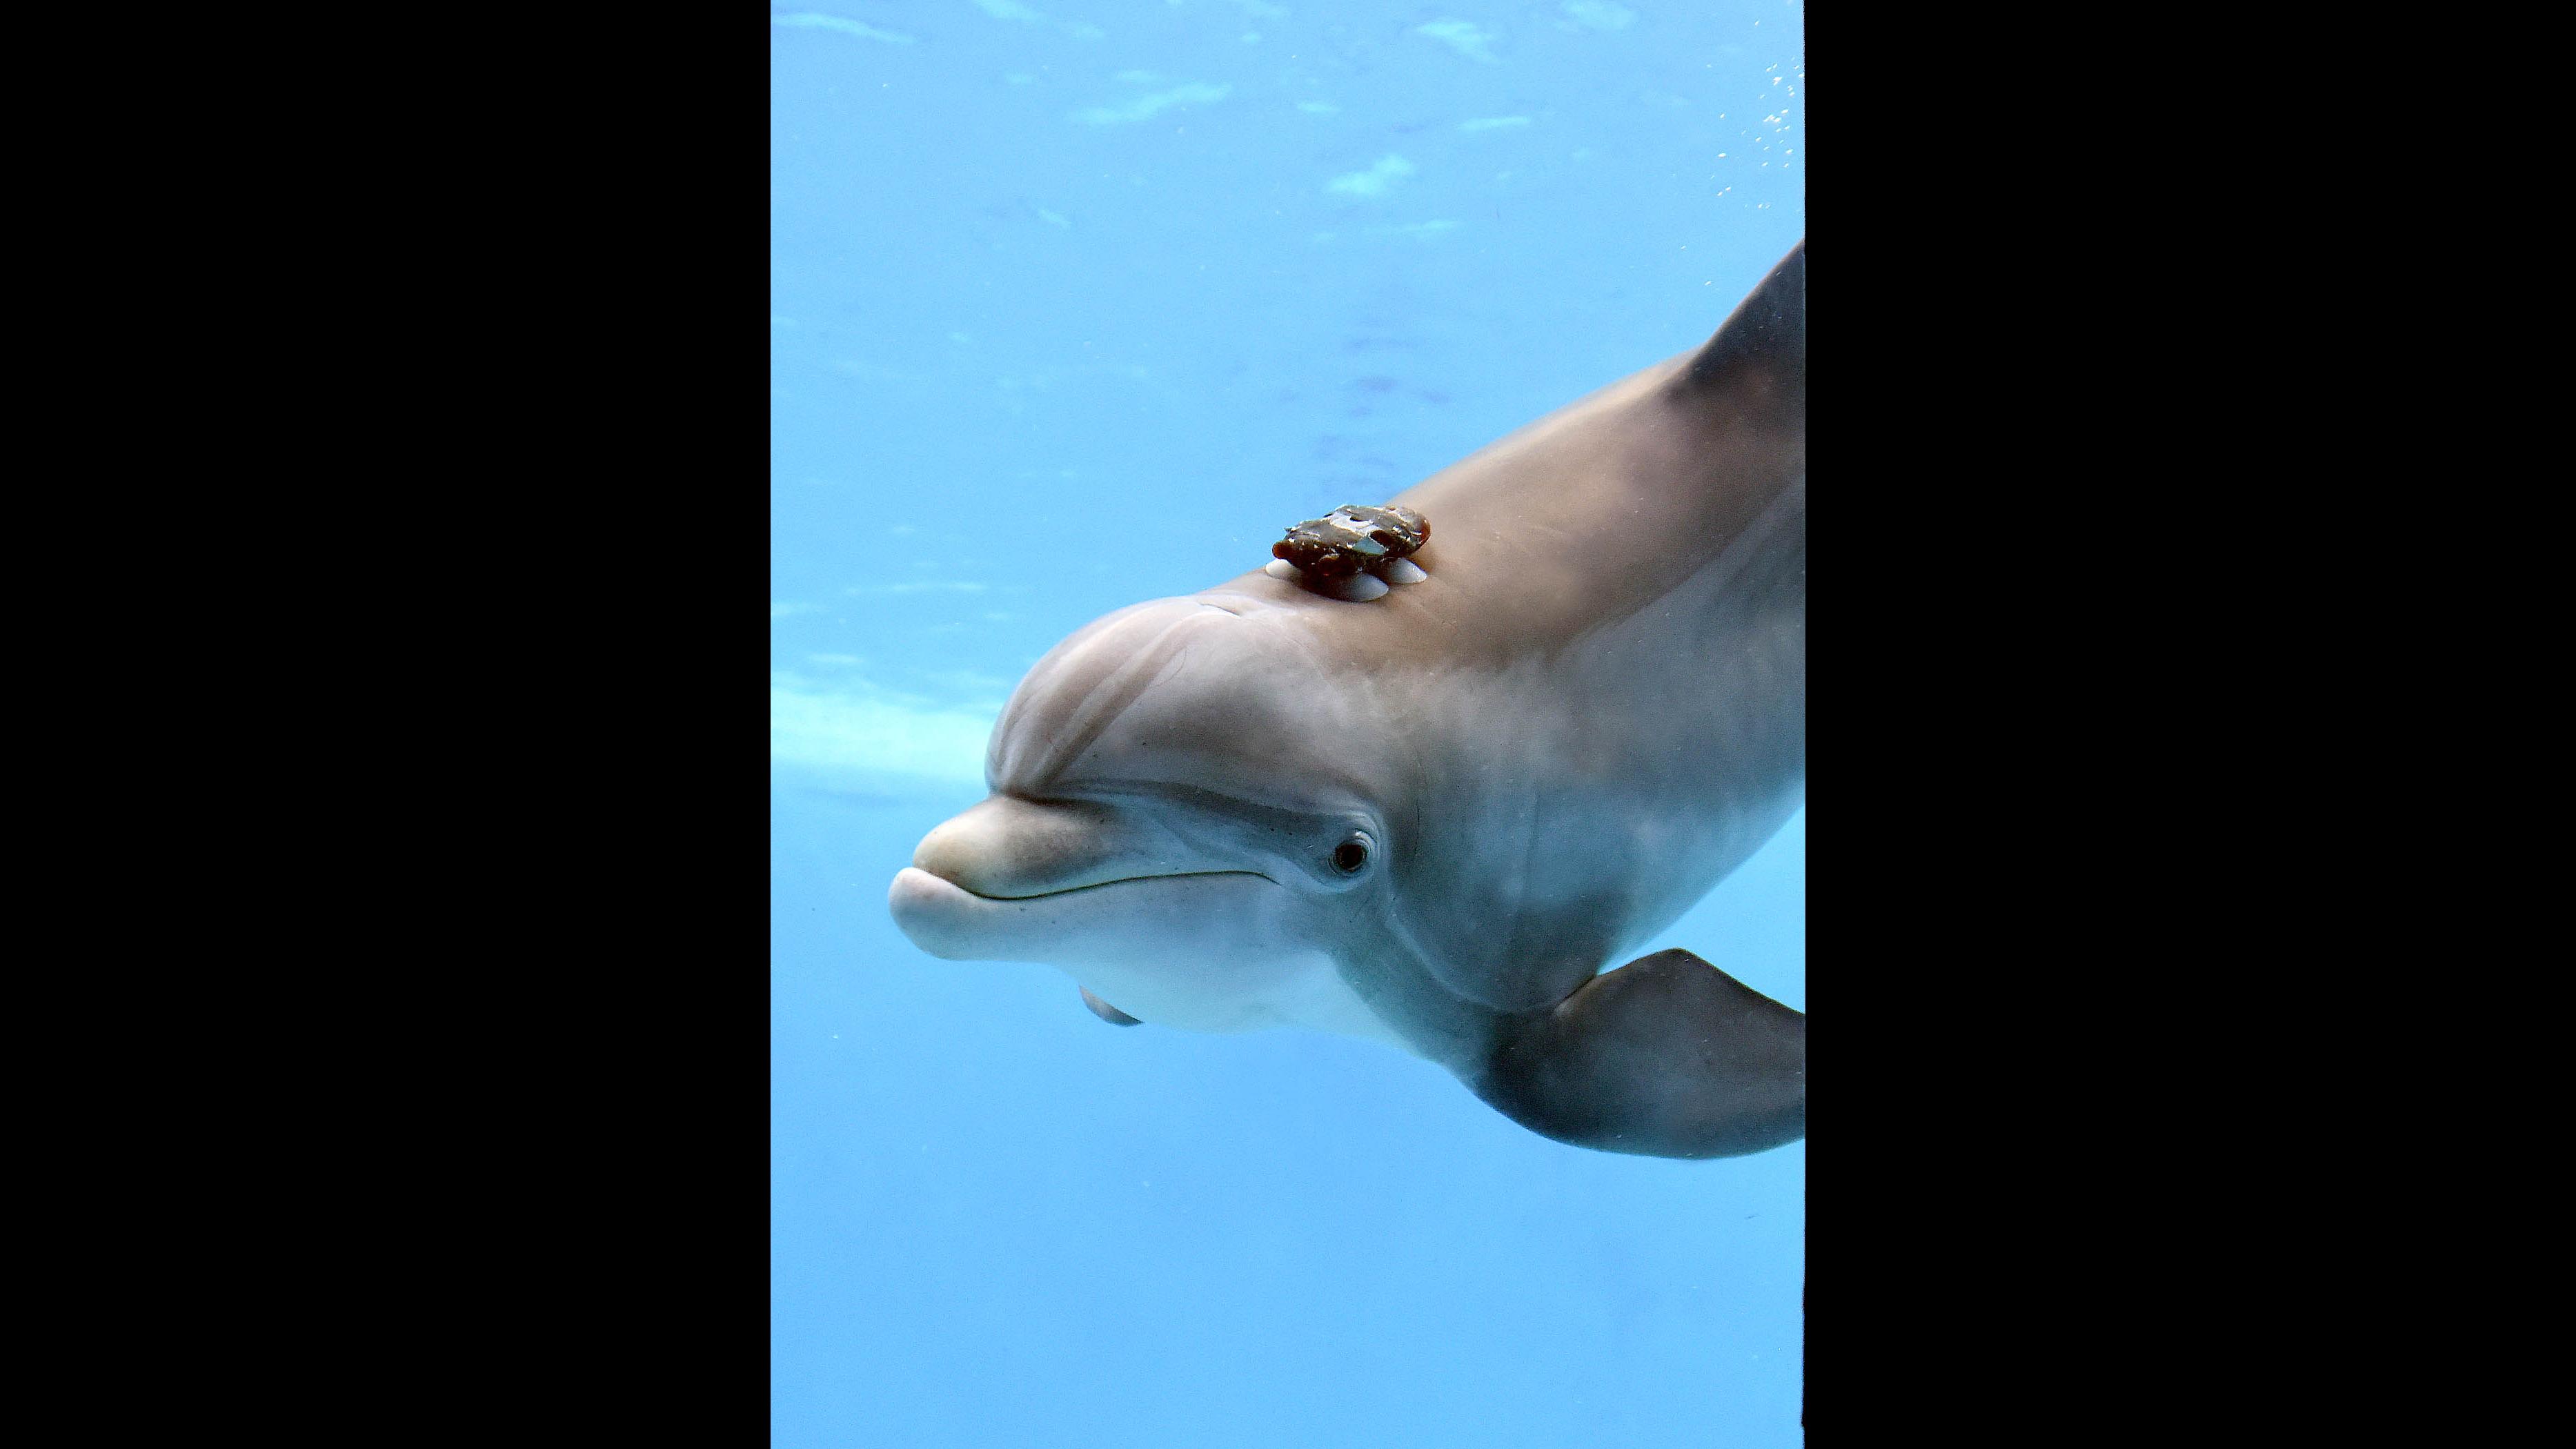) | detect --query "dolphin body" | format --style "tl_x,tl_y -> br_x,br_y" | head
890,241 -> 1806,1158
